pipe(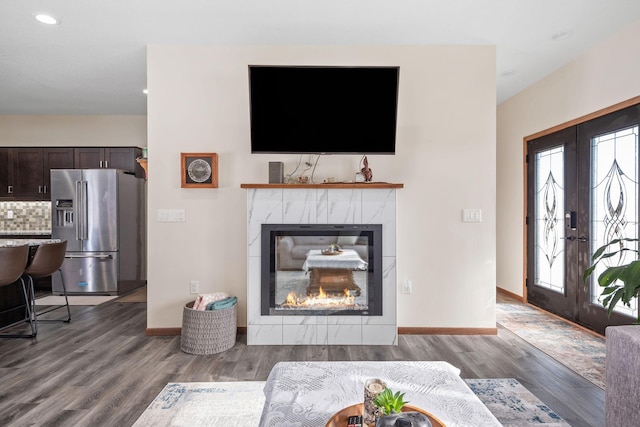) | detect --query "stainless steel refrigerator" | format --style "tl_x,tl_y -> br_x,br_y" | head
51,169 -> 146,295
